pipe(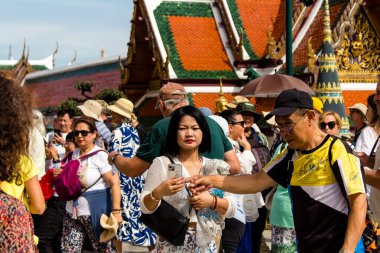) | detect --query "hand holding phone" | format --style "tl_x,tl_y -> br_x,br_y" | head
168,164 -> 182,179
